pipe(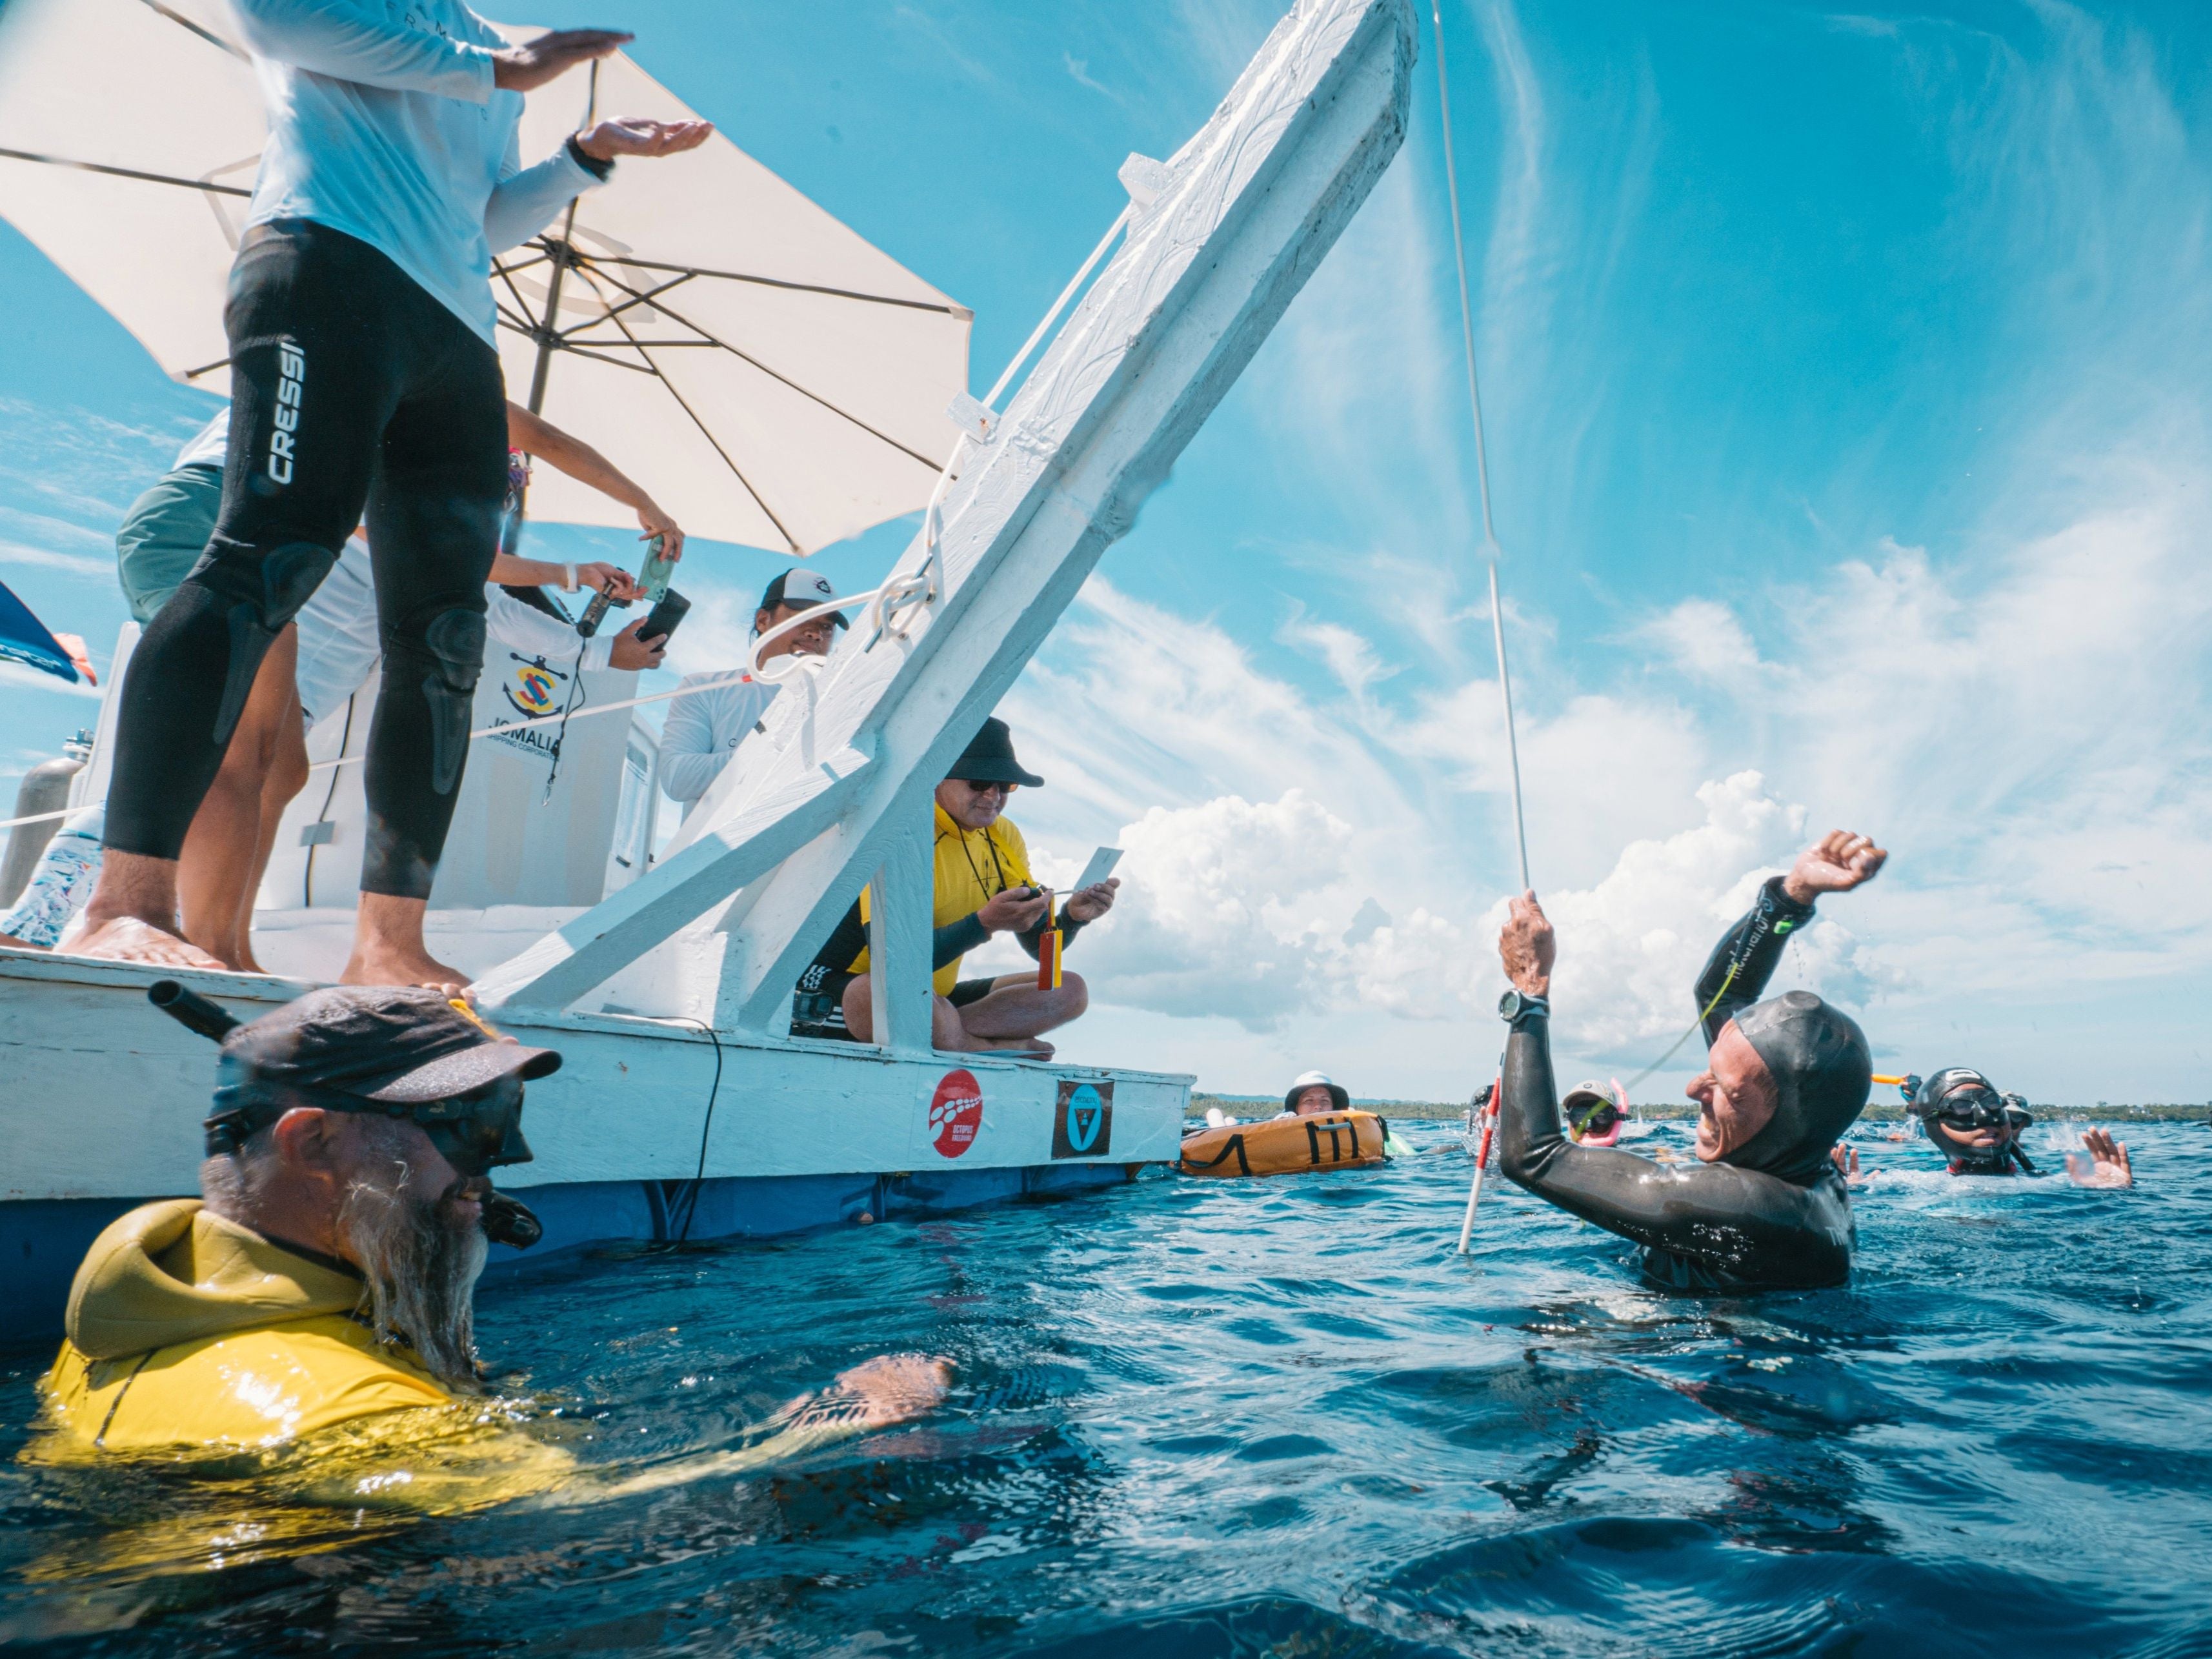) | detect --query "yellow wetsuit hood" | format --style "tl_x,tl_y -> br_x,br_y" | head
64,1198 -> 364,1360
39,1200 -> 452,1453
